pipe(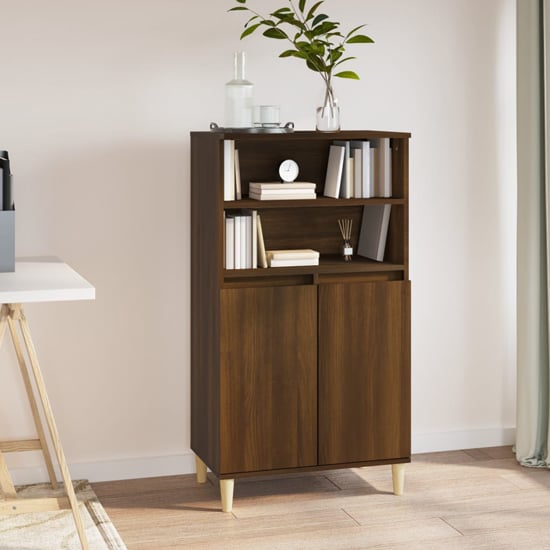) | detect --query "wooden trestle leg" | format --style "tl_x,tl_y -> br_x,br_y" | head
0,304 -> 89,550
